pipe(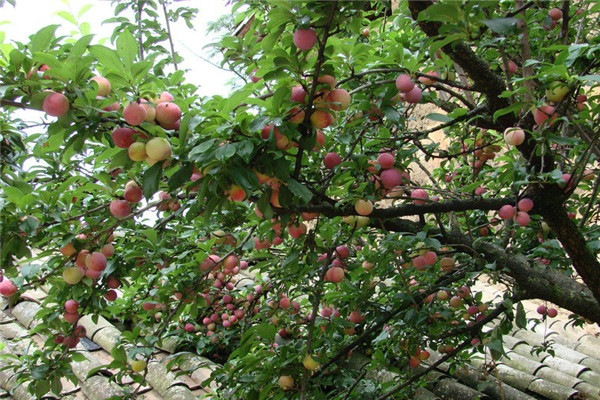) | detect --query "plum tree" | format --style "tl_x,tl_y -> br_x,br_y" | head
2,1 -> 600,399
